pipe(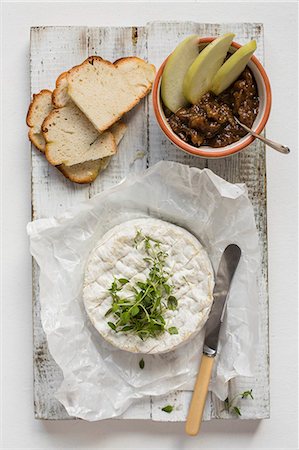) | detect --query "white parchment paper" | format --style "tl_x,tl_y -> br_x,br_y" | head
27,161 -> 260,421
